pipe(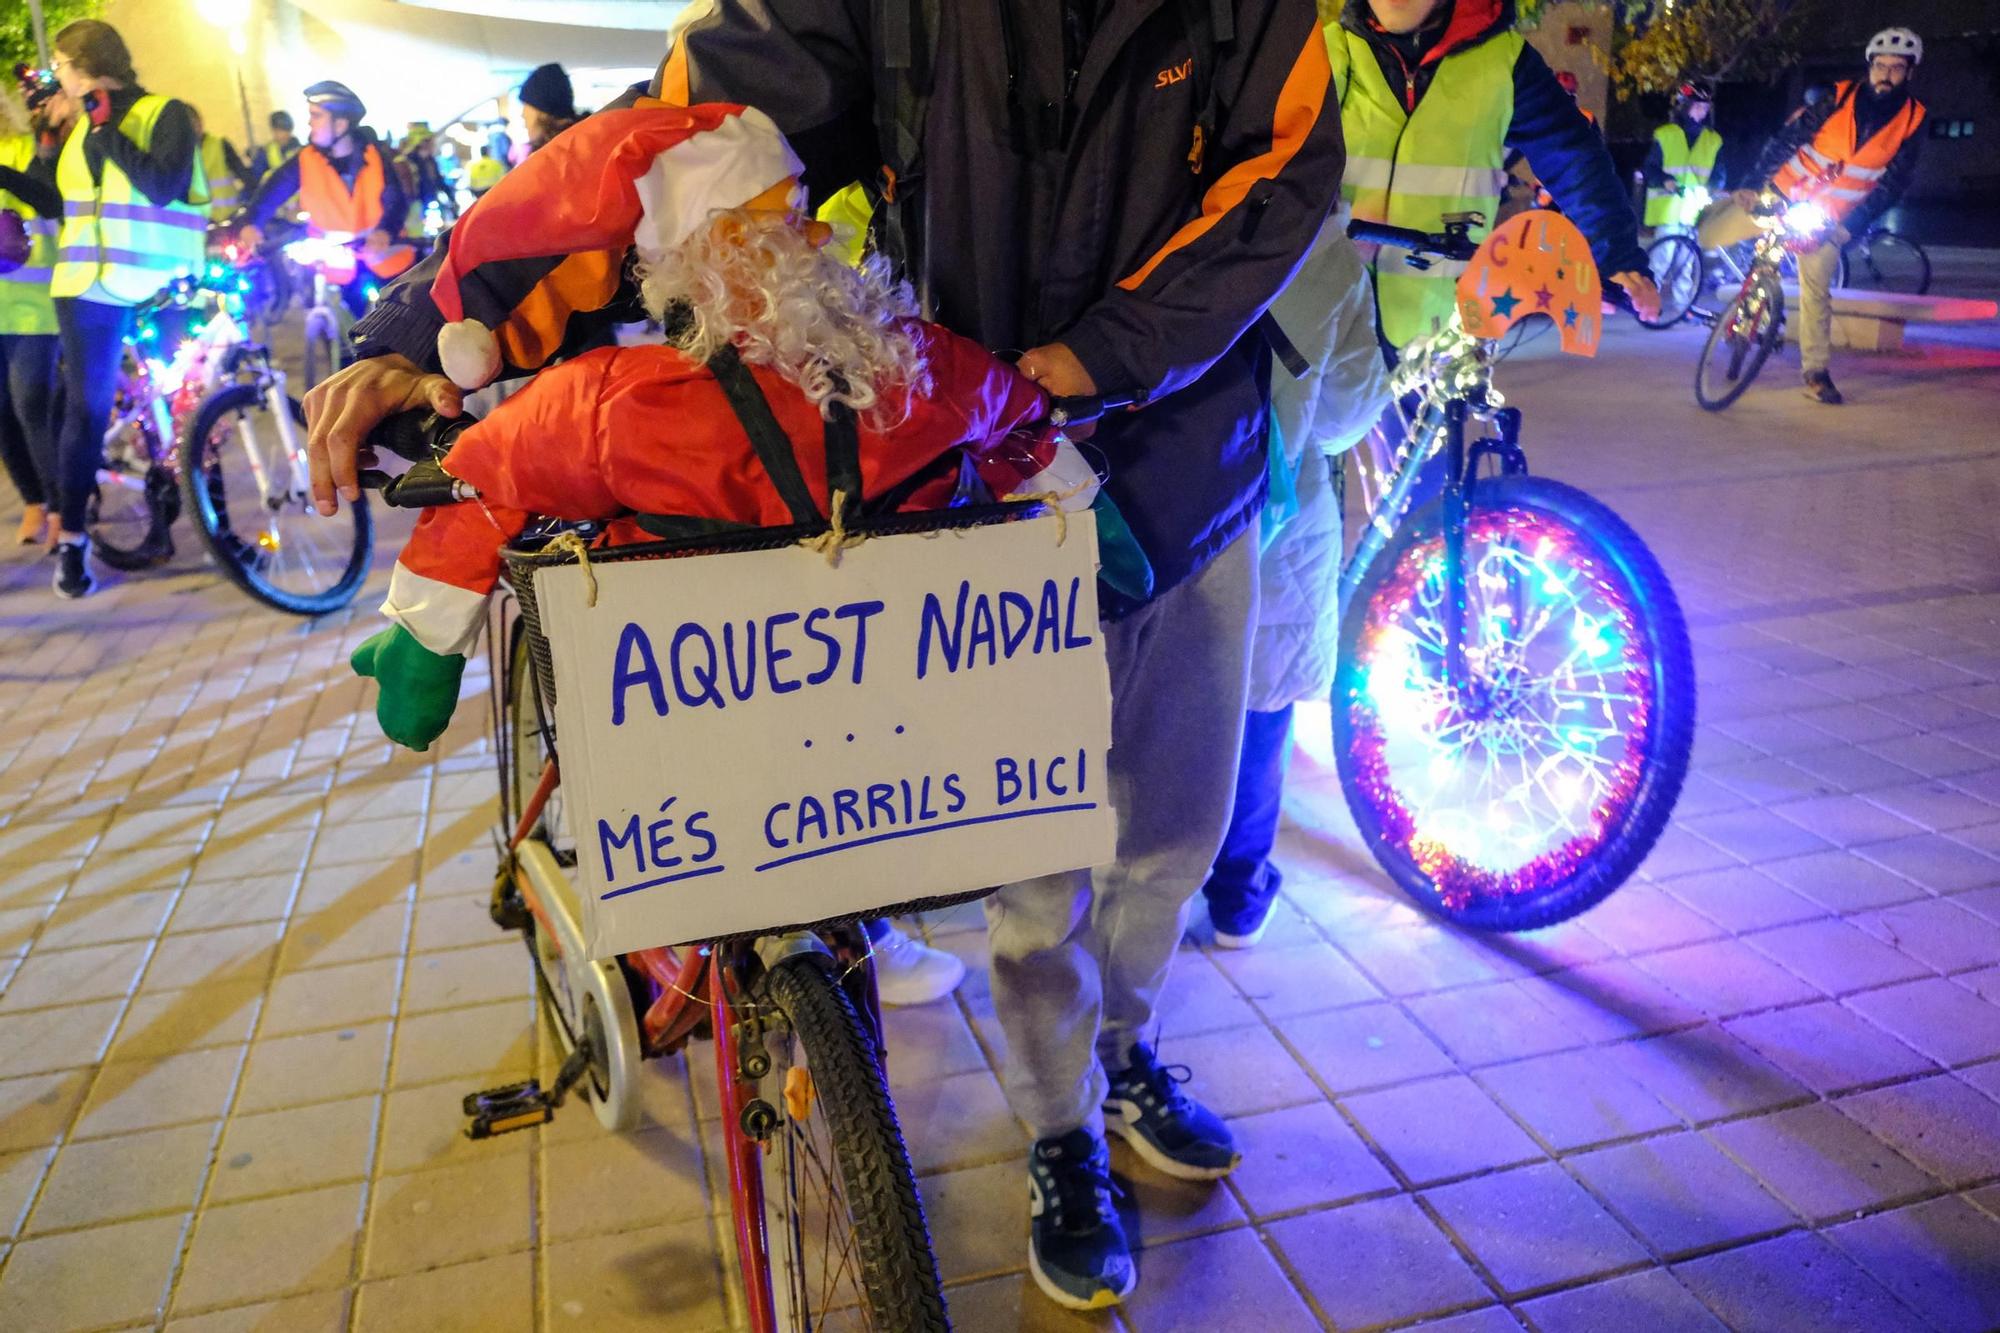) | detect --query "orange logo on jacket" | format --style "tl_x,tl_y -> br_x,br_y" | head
1155,59 -> 1192,89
